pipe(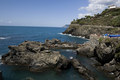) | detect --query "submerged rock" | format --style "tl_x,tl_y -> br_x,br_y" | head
0,71 -> 2,80
24,77 -> 34,80
2,40 -> 71,72
71,59 -> 96,80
